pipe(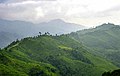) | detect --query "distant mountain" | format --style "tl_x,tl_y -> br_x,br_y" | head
0,19 -> 85,36
0,19 -> 85,48
36,19 -> 85,35
0,31 -> 20,48
69,23 -> 120,67
0,34 -> 117,76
